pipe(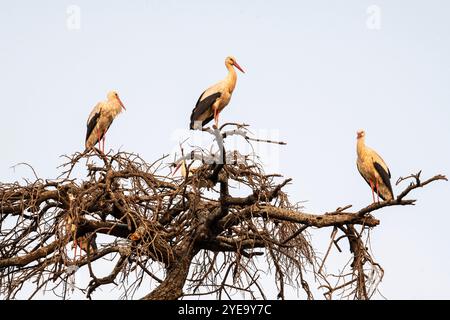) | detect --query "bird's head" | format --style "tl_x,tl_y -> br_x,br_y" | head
107,90 -> 126,110
226,56 -> 245,73
357,130 -> 366,139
